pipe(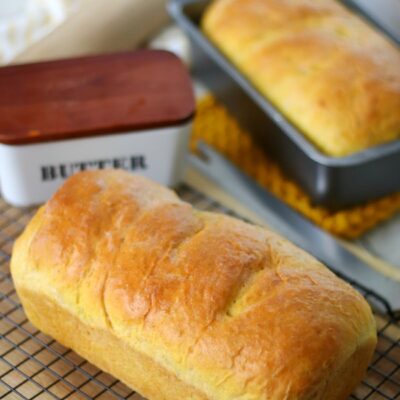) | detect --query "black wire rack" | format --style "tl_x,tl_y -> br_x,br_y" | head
1,184 -> 399,400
